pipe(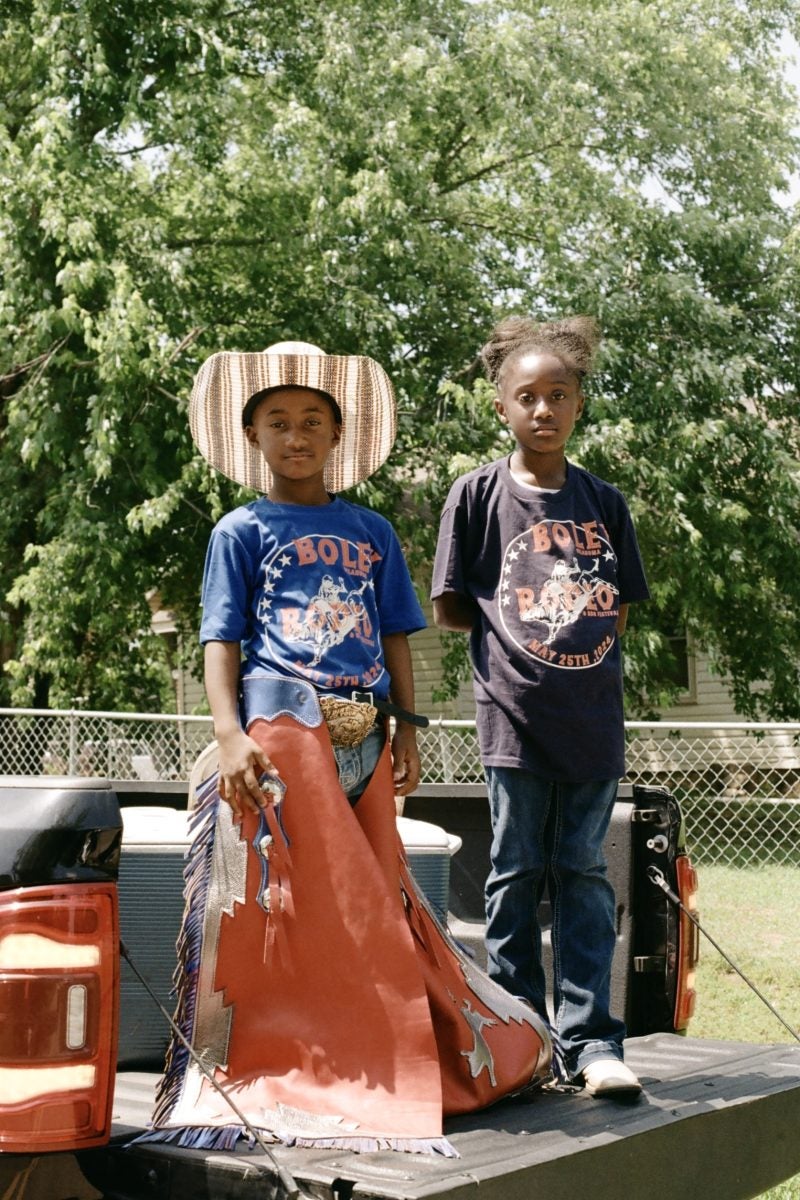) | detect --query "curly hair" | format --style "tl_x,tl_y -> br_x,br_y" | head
480,315 -> 601,386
